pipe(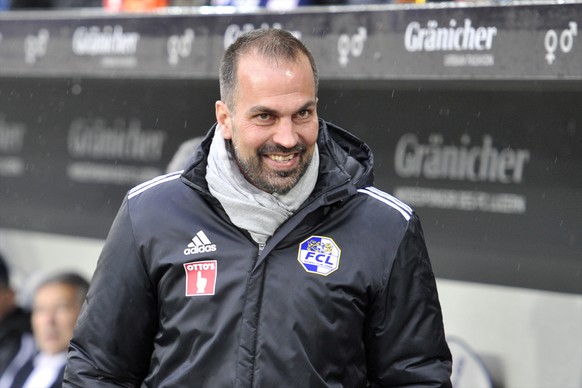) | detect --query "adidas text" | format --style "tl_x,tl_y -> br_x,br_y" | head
184,244 -> 216,255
